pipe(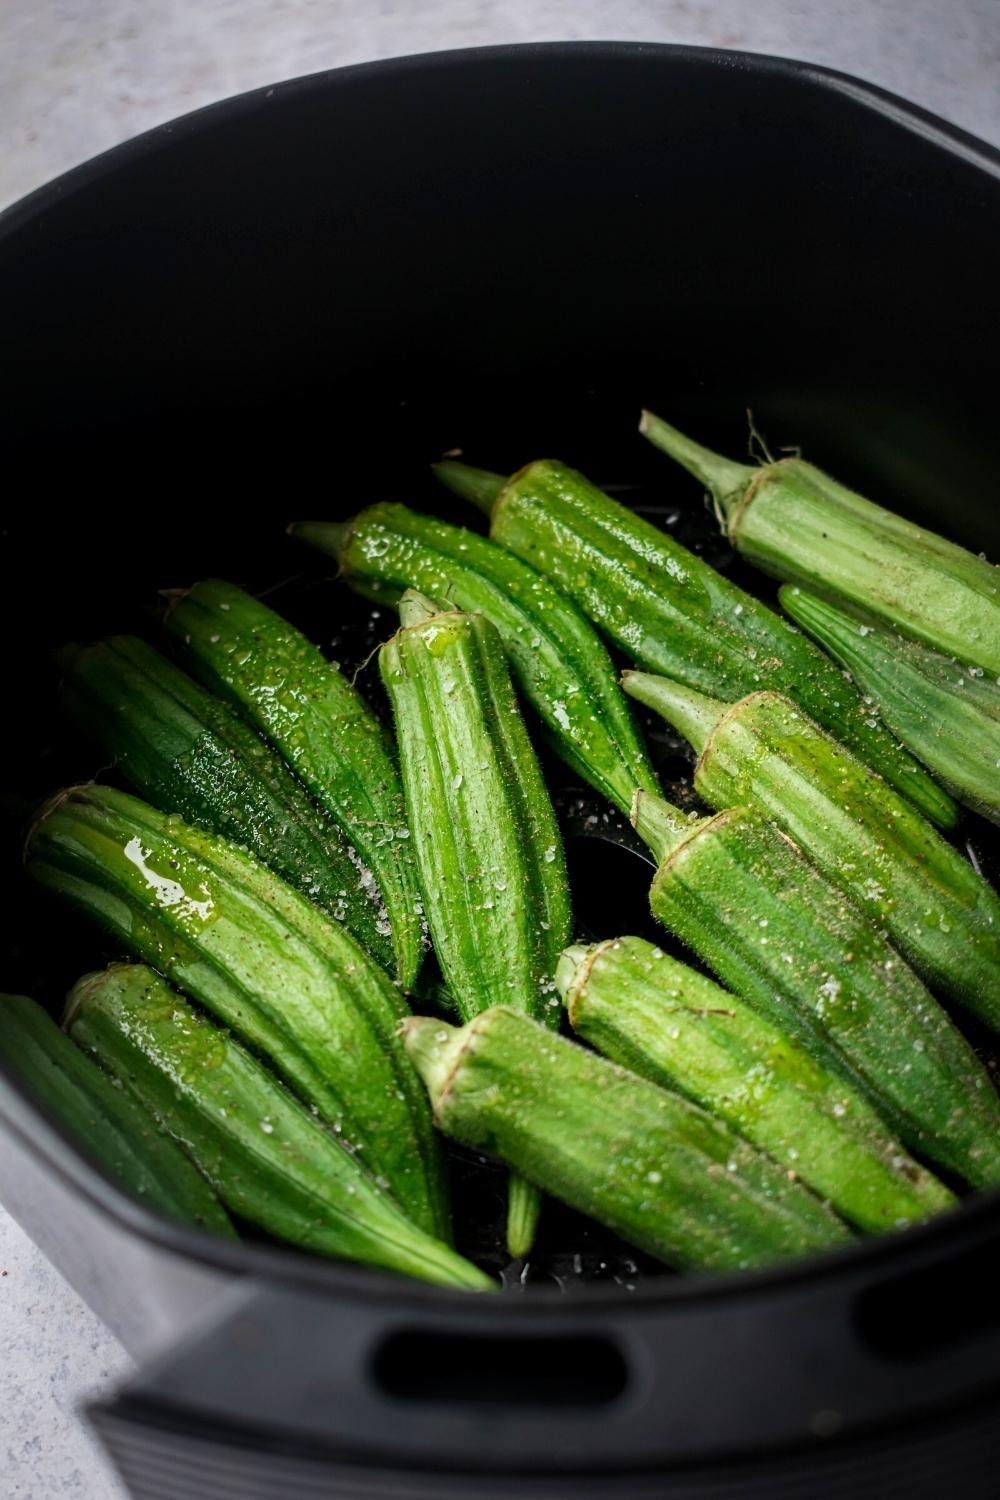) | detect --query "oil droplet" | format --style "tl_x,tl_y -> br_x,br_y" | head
123,838 -> 215,924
